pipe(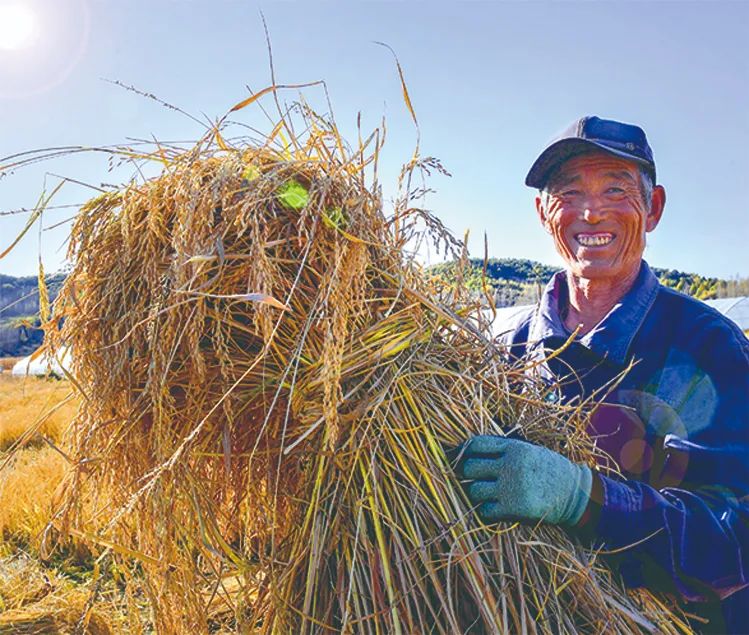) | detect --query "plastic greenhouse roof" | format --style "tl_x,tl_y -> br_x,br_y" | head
704,296 -> 749,331
490,297 -> 749,337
